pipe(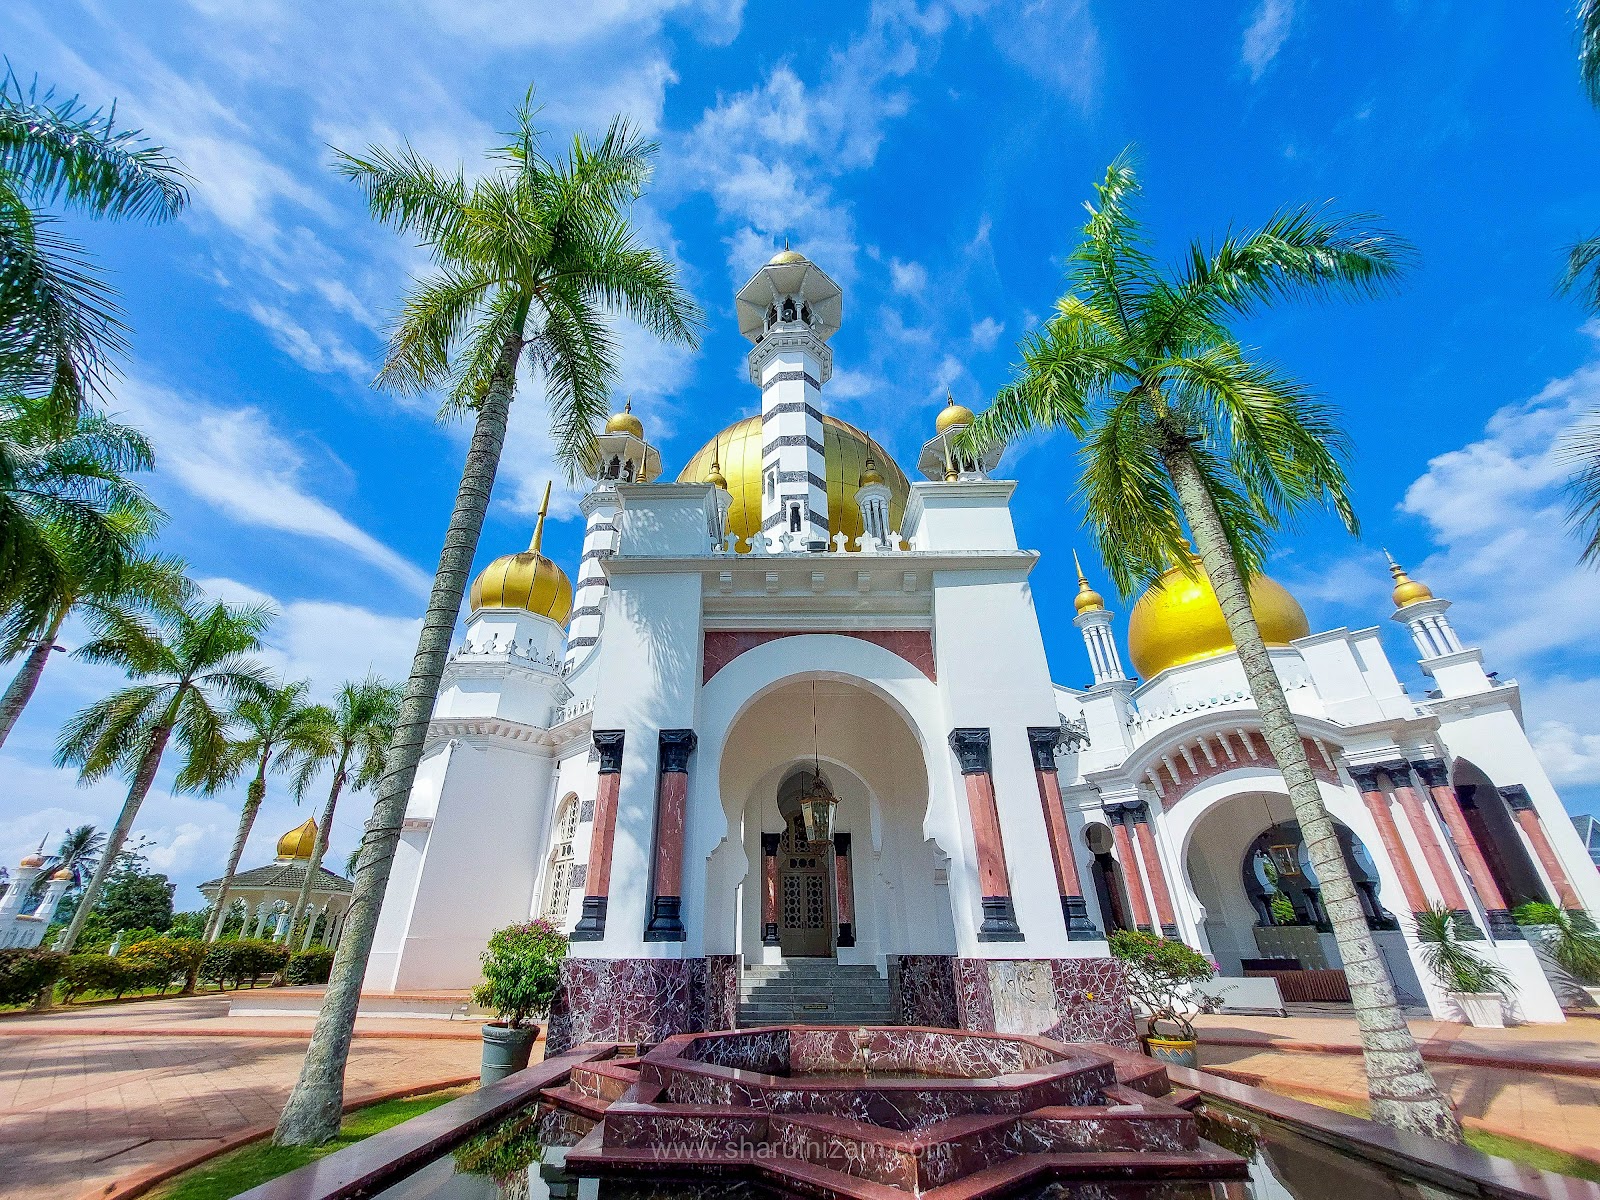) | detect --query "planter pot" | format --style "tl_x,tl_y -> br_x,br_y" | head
1143,1036 -> 1199,1069
1449,991 -> 1506,1028
481,1021 -> 539,1085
